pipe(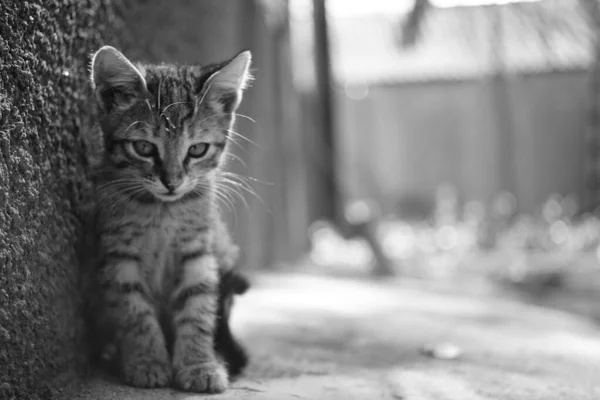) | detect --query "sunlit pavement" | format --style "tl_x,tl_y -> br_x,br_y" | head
76,273 -> 600,399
